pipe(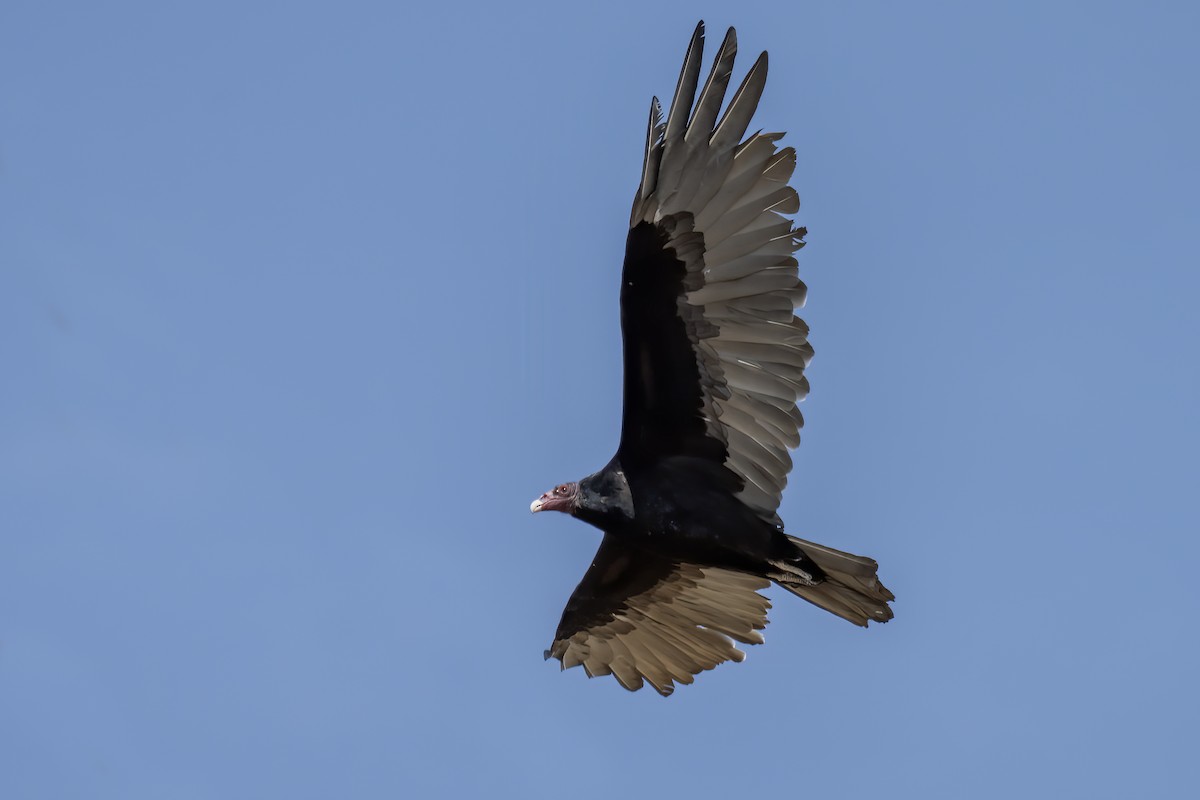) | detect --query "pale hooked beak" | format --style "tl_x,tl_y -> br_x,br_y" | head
530,489 -> 557,513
